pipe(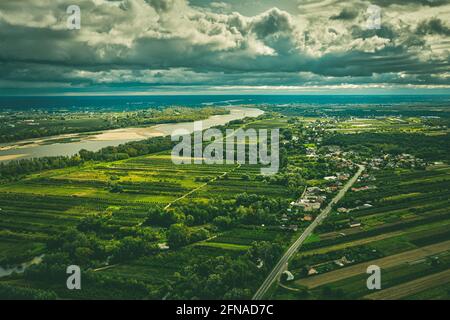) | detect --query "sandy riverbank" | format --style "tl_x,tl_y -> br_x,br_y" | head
87,127 -> 165,141
0,154 -> 29,161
